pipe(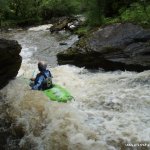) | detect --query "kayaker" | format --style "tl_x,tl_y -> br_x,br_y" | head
30,61 -> 53,90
